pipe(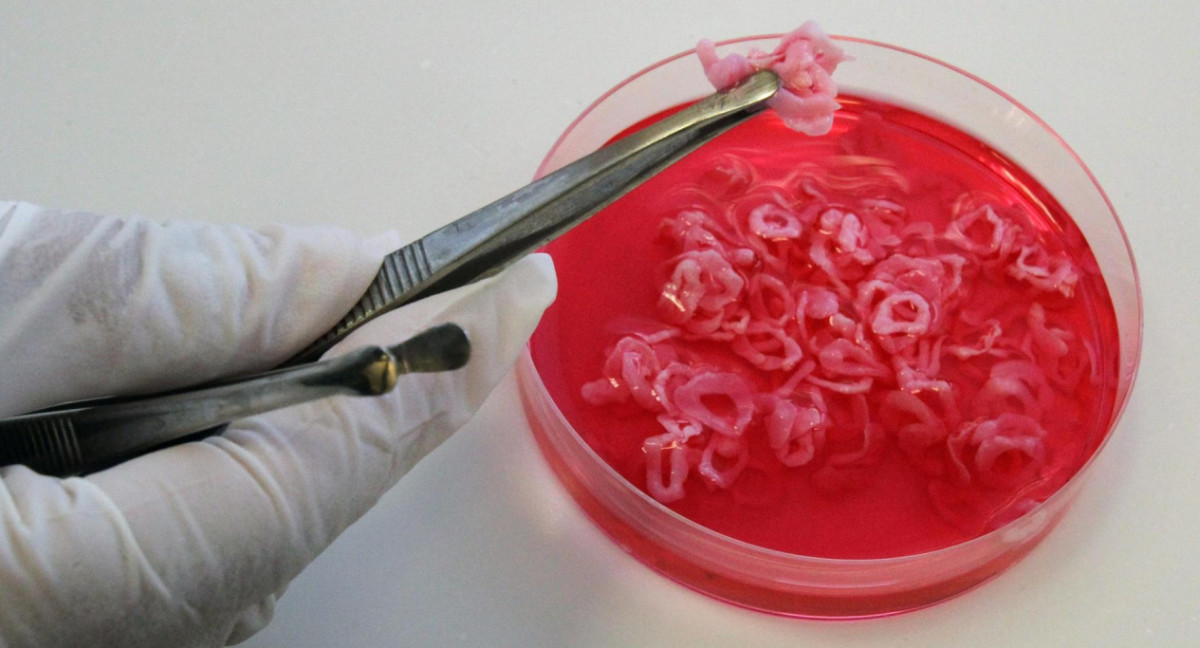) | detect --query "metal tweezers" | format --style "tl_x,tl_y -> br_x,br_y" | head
0,71 -> 780,477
